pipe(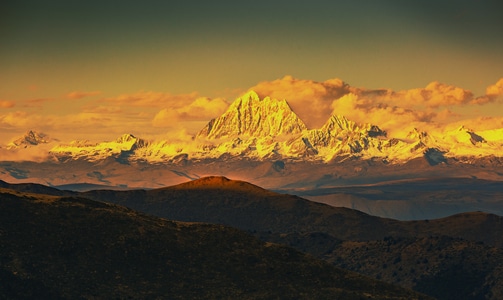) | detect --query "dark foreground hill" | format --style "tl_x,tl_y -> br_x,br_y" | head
0,179 -> 73,196
83,176 -> 503,299
0,188 -> 428,300
83,176 -> 503,247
